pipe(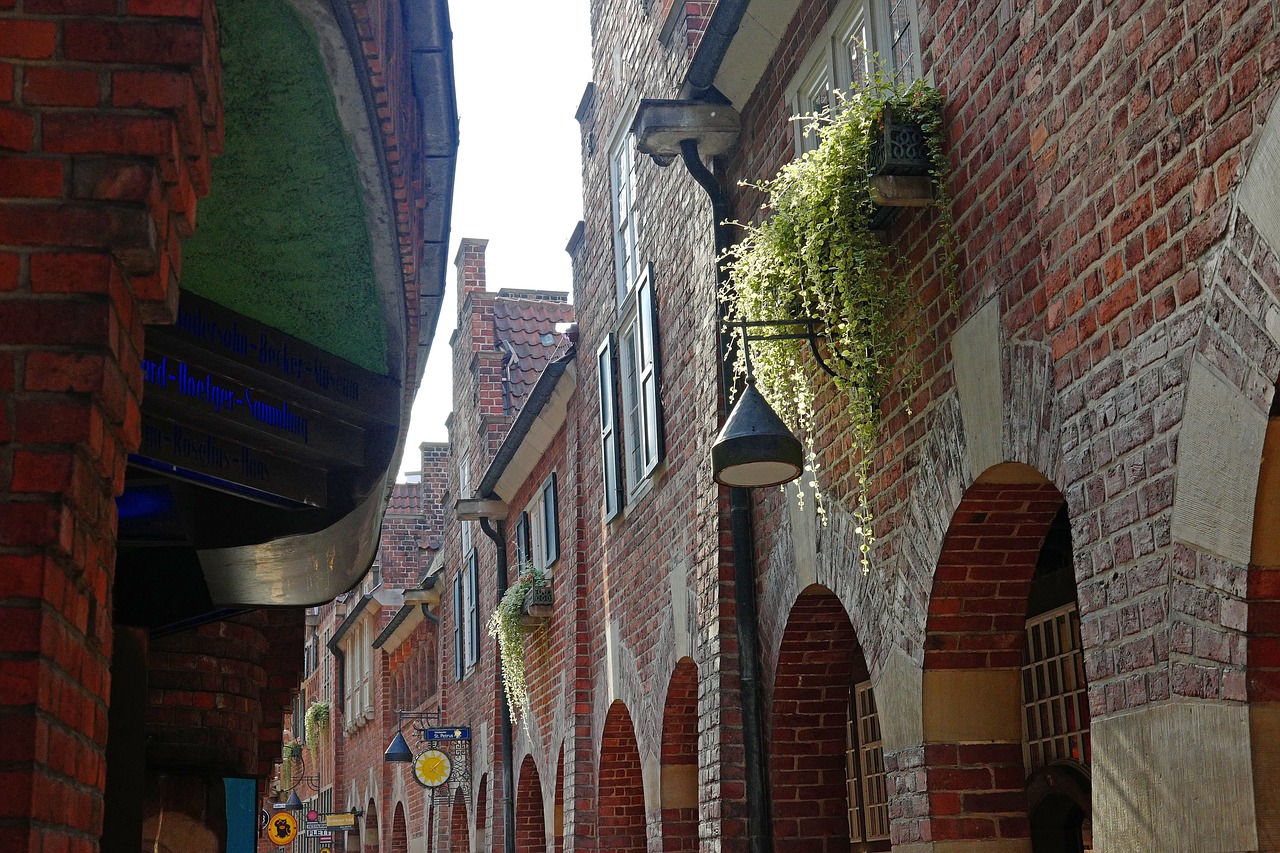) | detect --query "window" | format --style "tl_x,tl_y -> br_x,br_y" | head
786,0 -> 921,154
845,680 -> 890,846
341,618 -> 374,728
1022,603 -> 1090,771
457,464 -> 480,674
516,474 -> 560,572
599,265 -> 663,514
611,132 -> 640,305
